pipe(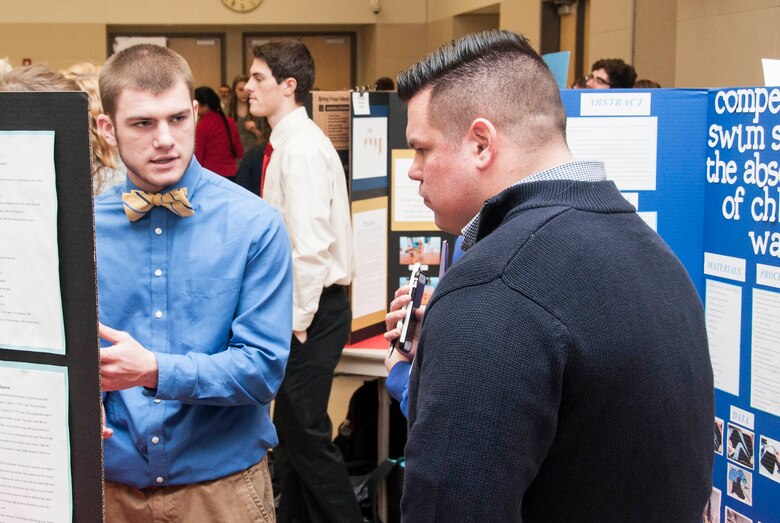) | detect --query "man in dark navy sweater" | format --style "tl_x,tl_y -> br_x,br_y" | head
391,30 -> 714,522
